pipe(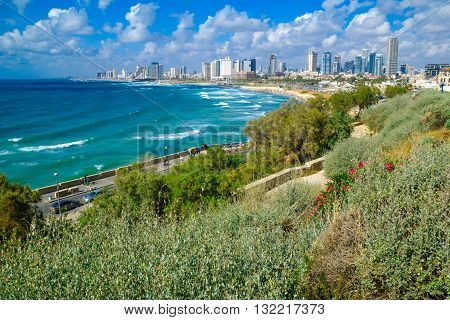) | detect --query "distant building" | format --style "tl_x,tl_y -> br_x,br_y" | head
307,50 -> 318,73
425,64 -> 450,78
202,62 -> 211,80
97,72 -> 106,78
236,71 -> 256,80
343,60 -> 354,74
400,64 -> 408,75
169,67 -> 179,78
150,62 -> 163,80
220,57 -> 234,78
278,61 -> 287,73
386,37 -> 399,75
240,58 -> 256,73
210,60 -> 221,79
180,66 -> 187,75
269,54 -> 277,76
354,56 -> 363,74
374,53 -> 384,76
321,52 -> 332,75
368,52 -> 376,75
437,67 -> 450,86
362,49 -> 369,73
332,55 -> 341,74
